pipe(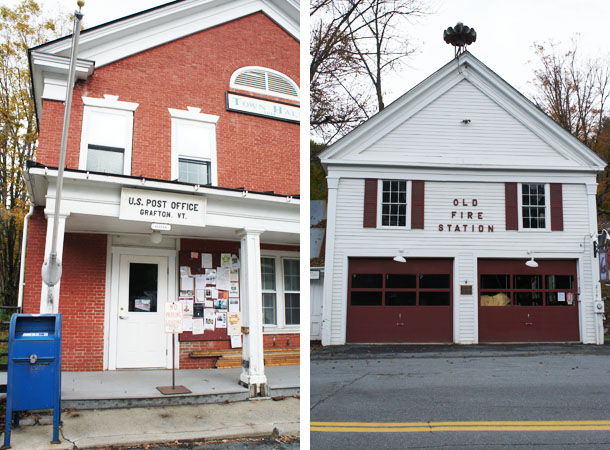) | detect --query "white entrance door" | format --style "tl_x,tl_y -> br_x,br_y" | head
116,254 -> 168,368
